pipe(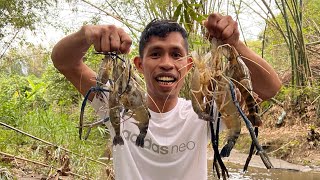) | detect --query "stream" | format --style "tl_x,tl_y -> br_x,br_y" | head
207,161 -> 320,180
